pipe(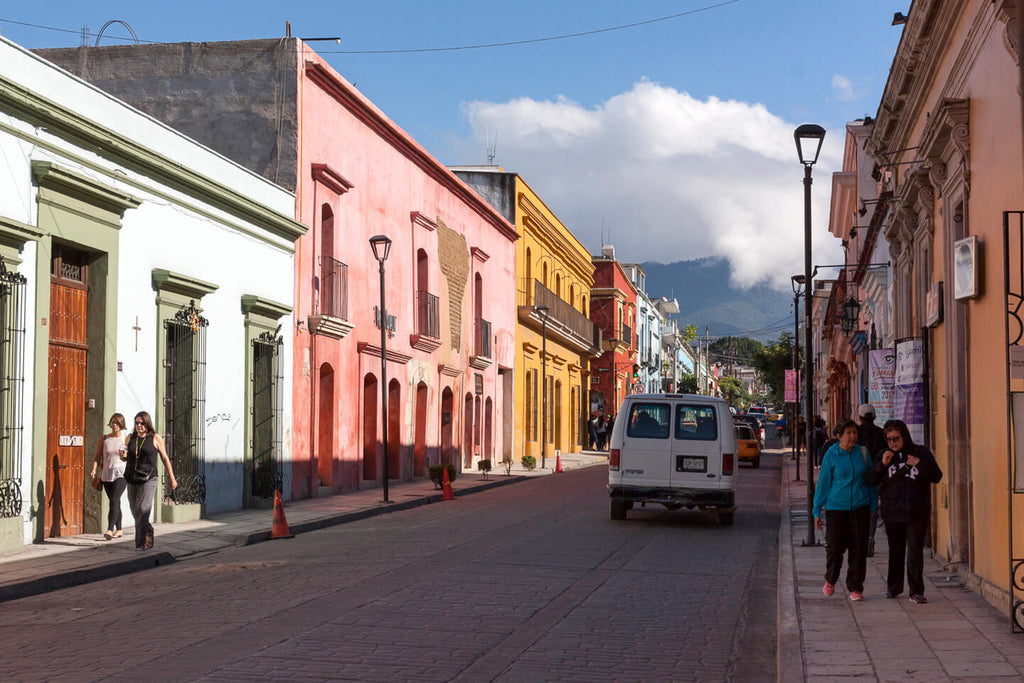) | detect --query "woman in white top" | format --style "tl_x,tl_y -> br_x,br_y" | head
89,413 -> 129,540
